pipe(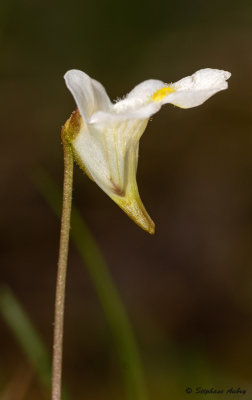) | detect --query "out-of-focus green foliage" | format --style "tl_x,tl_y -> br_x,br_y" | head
1,0 -> 252,398
0,286 -> 51,388
0,286 -> 70,400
